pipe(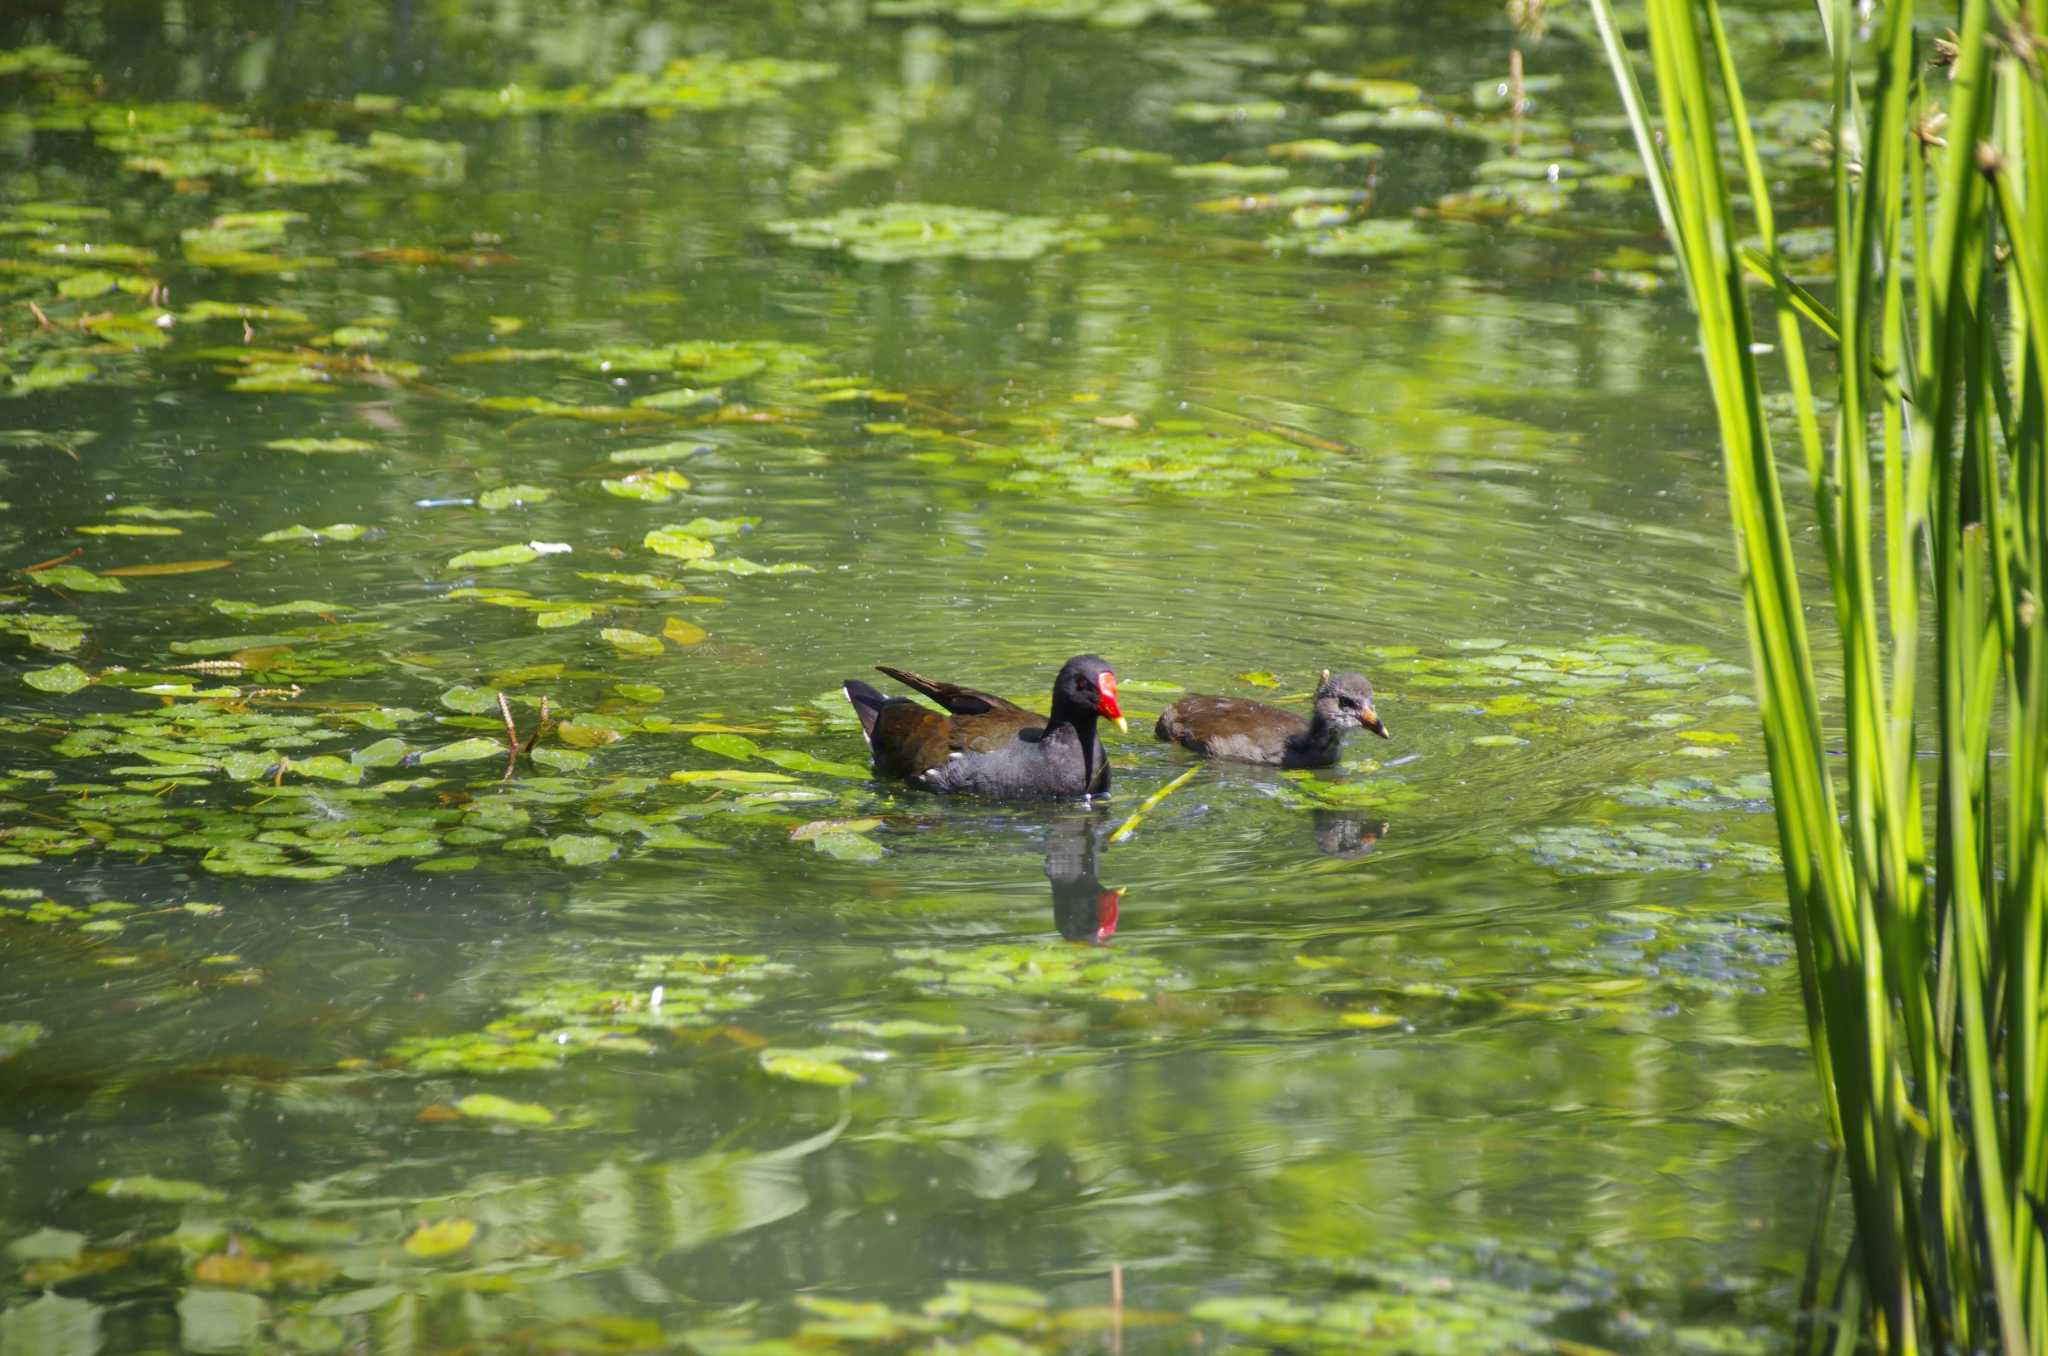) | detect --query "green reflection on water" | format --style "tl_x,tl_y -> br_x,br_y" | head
0,1 -> 1827,1351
